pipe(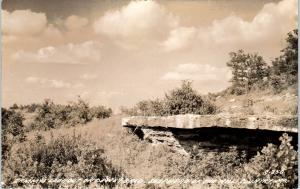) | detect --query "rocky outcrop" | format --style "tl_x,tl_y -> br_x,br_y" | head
123,114 -> 298,156
122,114 -> 298,132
